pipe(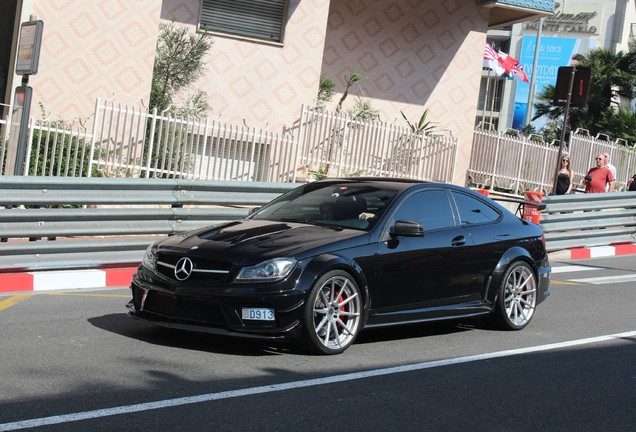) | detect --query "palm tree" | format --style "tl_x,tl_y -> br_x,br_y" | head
580,48 -> 636,120
532,84 -> 585,136
532,48 -> 636,140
